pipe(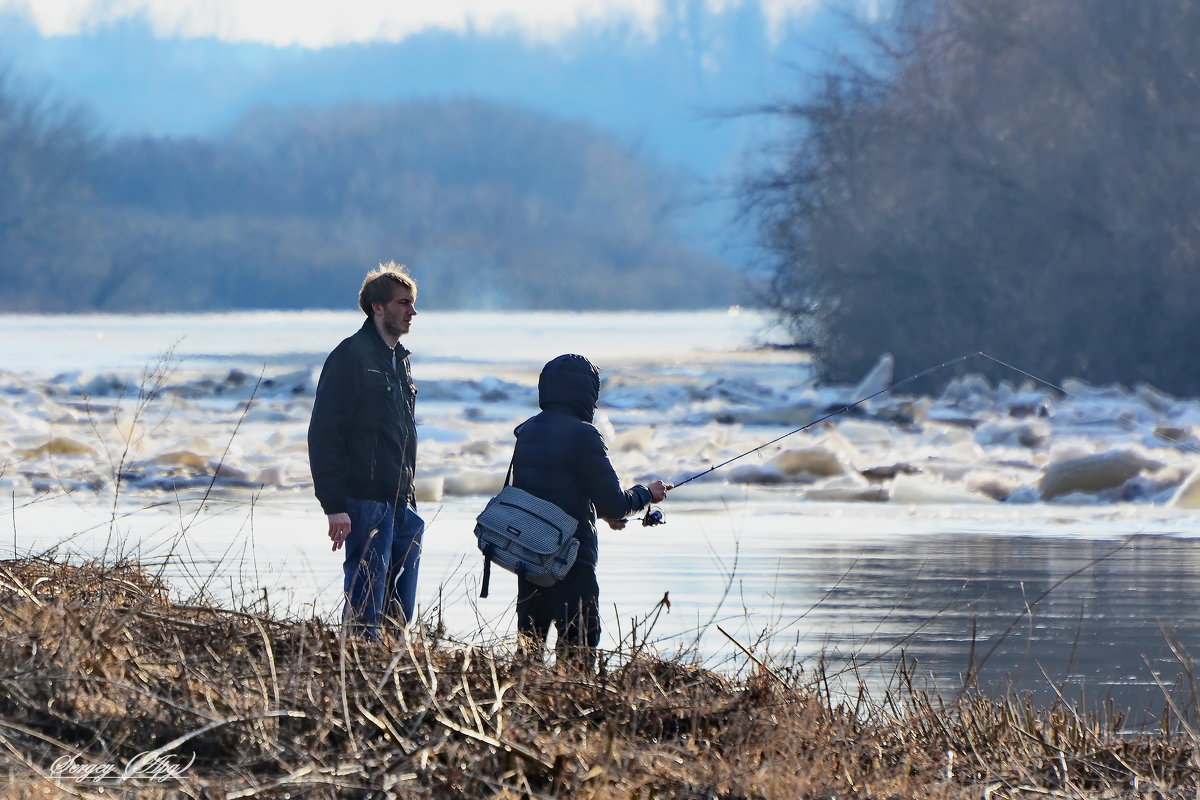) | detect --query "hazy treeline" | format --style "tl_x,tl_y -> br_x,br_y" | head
749,0 -> 1200,395
0,73 -> 743,312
